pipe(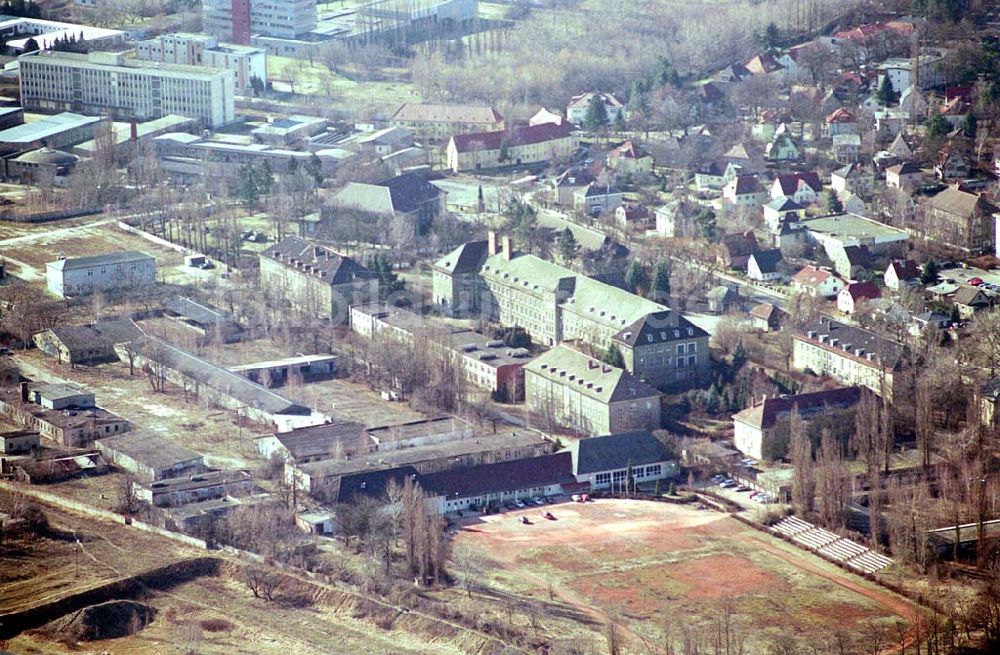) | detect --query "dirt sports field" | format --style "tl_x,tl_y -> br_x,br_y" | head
458,499 -> 917,652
